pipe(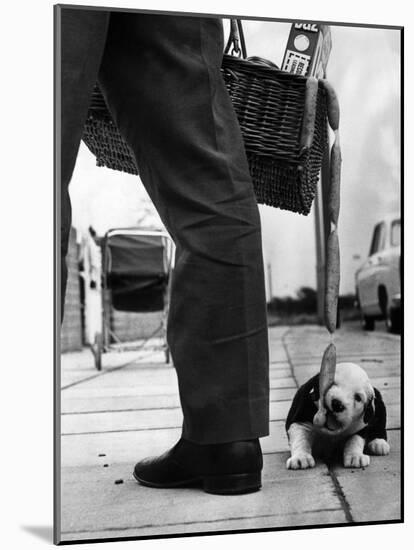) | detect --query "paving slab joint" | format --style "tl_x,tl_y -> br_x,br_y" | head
281,328 -> 299,389
328,466 -> 354,523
